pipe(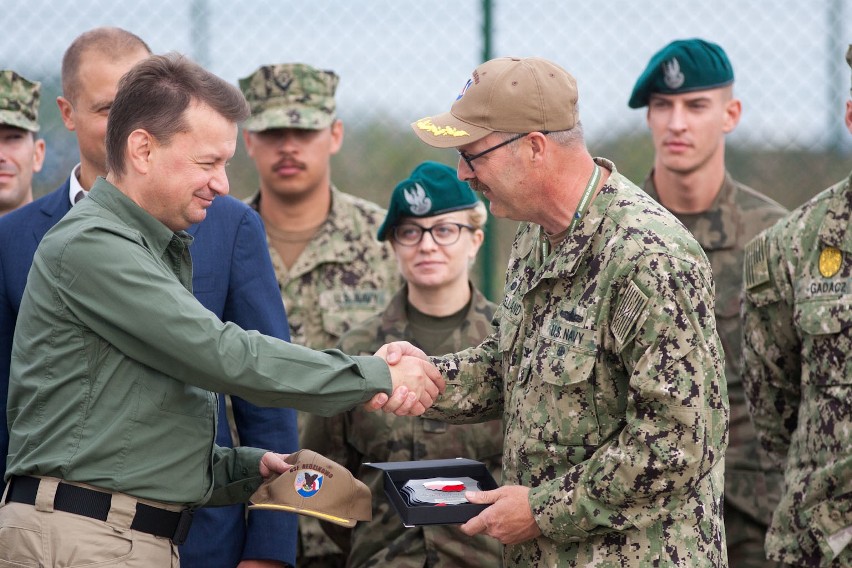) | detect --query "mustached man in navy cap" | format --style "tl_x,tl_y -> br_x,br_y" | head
630,38 -> 787,567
